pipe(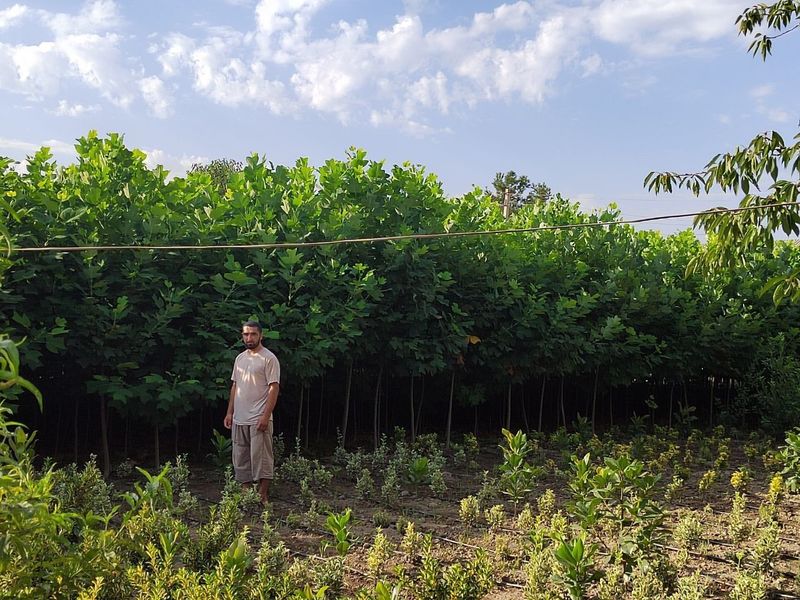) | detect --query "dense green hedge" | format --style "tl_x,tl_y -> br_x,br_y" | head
1,132 -> 799,467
